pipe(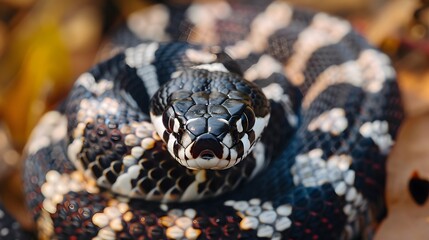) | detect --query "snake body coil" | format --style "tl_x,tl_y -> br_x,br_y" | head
21,1 -> 403,239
